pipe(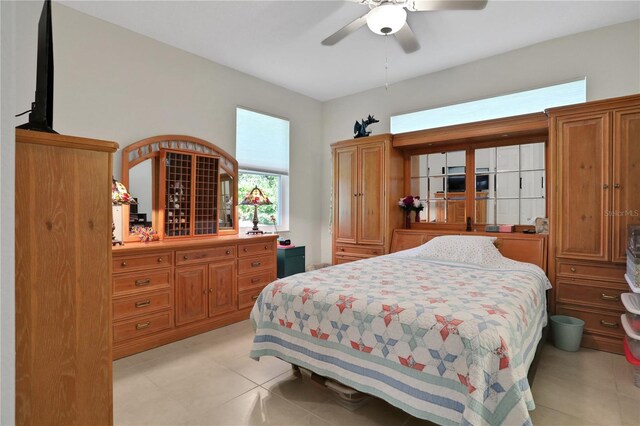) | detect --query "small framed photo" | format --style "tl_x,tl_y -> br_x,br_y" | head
534,217 -> 549,234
